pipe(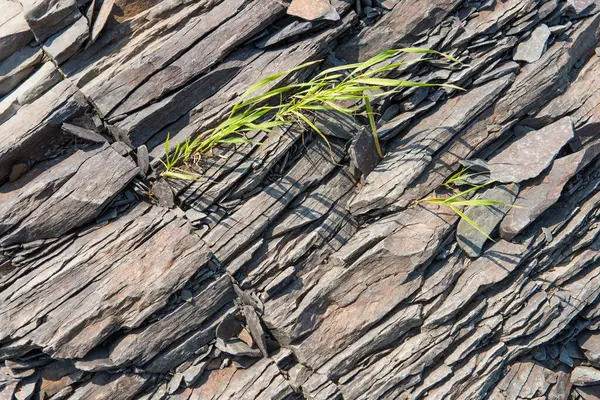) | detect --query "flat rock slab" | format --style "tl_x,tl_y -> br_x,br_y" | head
481,117 -> 575,183
572,366 -> 600,386
0,145 -> 138,245
514,24 -> 551,63
0,204 -> 212,359
500,142 -> 600,240
287,0 -> 340,21
0,79 -> 88,180
457,183 -> 519,257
